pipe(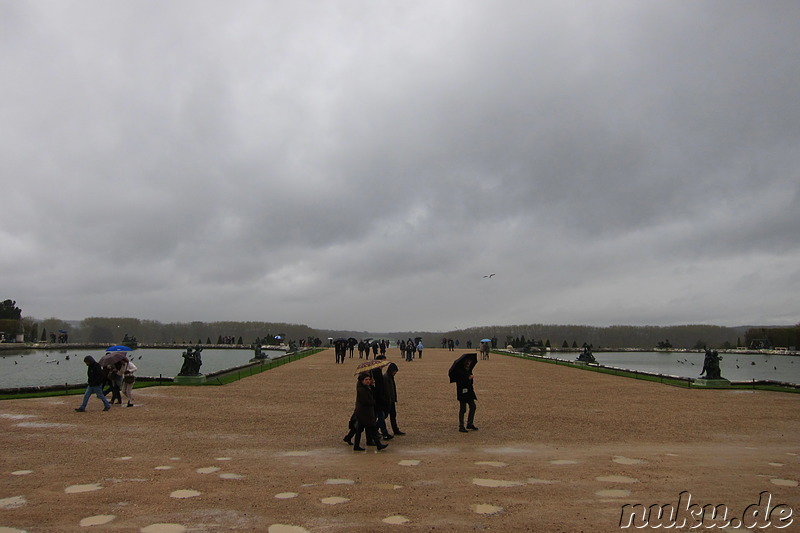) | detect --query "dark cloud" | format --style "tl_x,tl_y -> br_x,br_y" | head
2,1 -> 798,330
